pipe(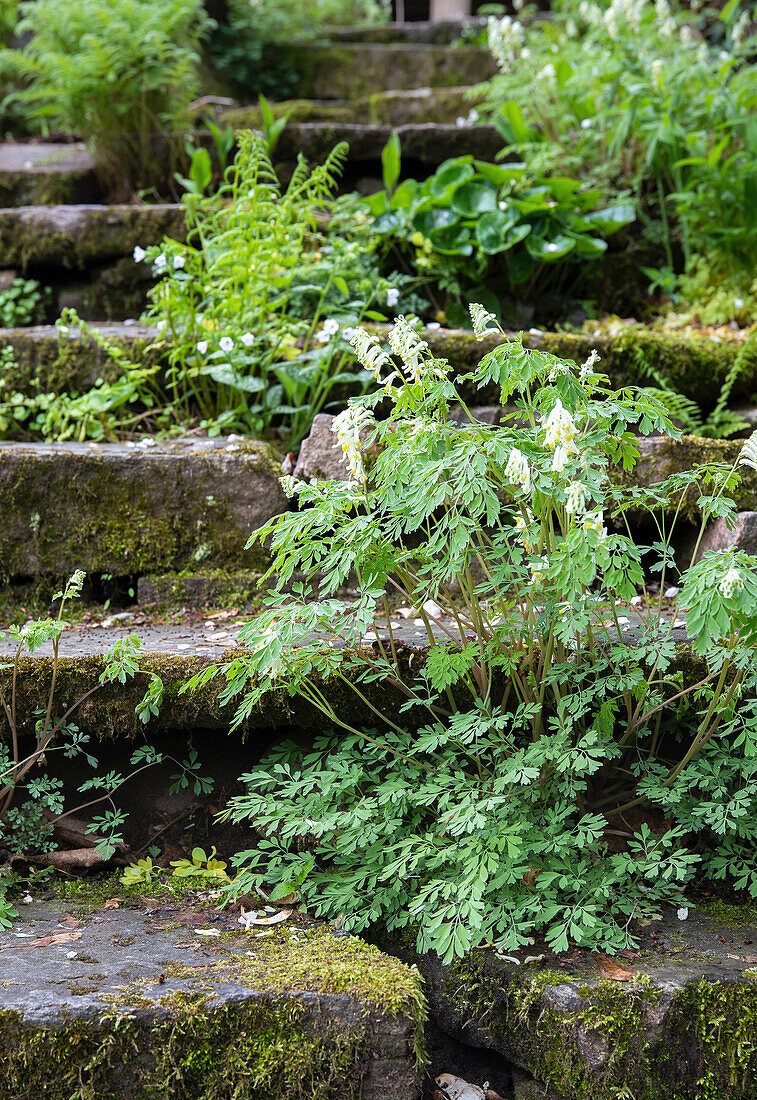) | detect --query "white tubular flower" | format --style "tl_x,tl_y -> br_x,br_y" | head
487,14 -> 525,70
331,405 -> 374,483
543,399 -> 578,451
580,349 -> 601,379
280,475 -> 308,498
351,328 -> 395,384
505,448 -> 532,493
528,557 -> 549,585
173,254 -> 186,269
552,439 -> 579,472
389,316 -> 429,384
219,336 -> 234,353
154,254 -> 167,272
719,567 -> 745,598
565,482 -> 589,514
582,510 -> 607,538
514,512 -> 537,552
651,58 -> 664,92
133,245 -> 146,262
386,287 -> 400,308
470,303 -> 501,340
196,340 -> 208,355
